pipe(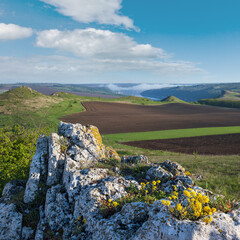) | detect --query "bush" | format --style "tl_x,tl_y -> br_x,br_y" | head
0,125 -> 50,195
